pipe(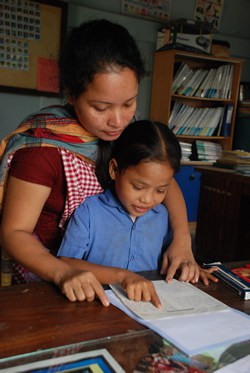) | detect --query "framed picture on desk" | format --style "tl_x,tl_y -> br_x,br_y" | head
2,349 -> 125,373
